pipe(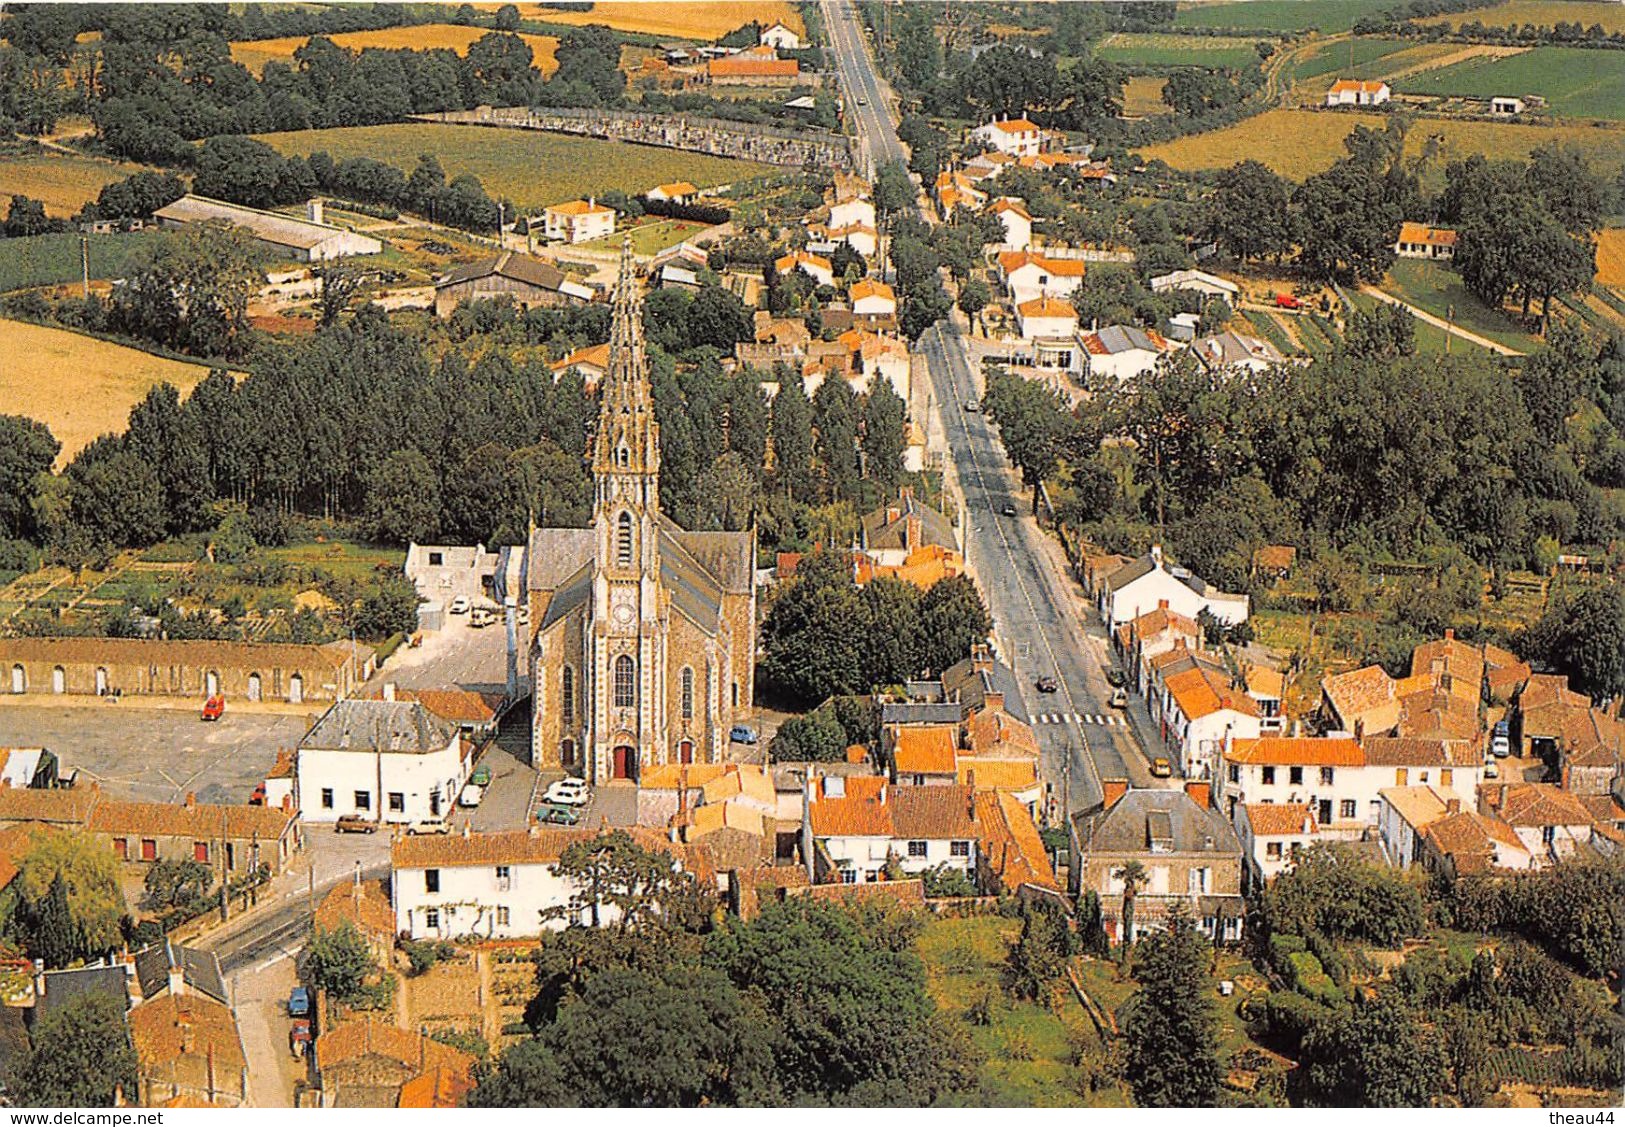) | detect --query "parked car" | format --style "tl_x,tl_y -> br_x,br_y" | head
1483,757 -> 1500,779
963,399 -> 979,412
469,764 -> 492,787
289,1018 -> 312,1059
449,596 -> 471,615
249,782 -> 267,806
407,818 -> 450,835
729,724 -> 758,745
1491,720 -> 1511,758
287,987 -> 310,1017
536,802 -> 581,826
334,815 -> 376,834
1150,757 -> 1173,778
1106,669 -> 1127,688
200,694 -> 225,722
1035,676 -> 1059,693
1000,501 -> 1017,517
1109,687 -> 1129,709
1274,293 -> 1302,310
458,783 -> 484,808
544,777 -> 590,807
